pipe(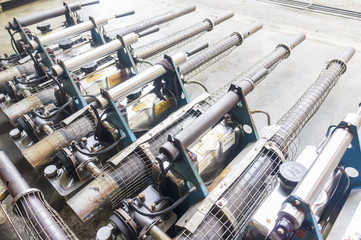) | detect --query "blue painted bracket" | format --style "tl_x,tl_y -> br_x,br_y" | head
60,64 -> 87,110
100,88 -> 136,146
171,137 -> 209,205
163,54 -> 190,106
63,2 -> 79,27
228,84 -> 258,149
89,16 -> 107,46
116,34 -> 139,78
338,121 -> 361,188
